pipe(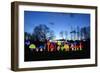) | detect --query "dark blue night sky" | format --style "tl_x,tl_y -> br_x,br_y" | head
24,11 -> 90,39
